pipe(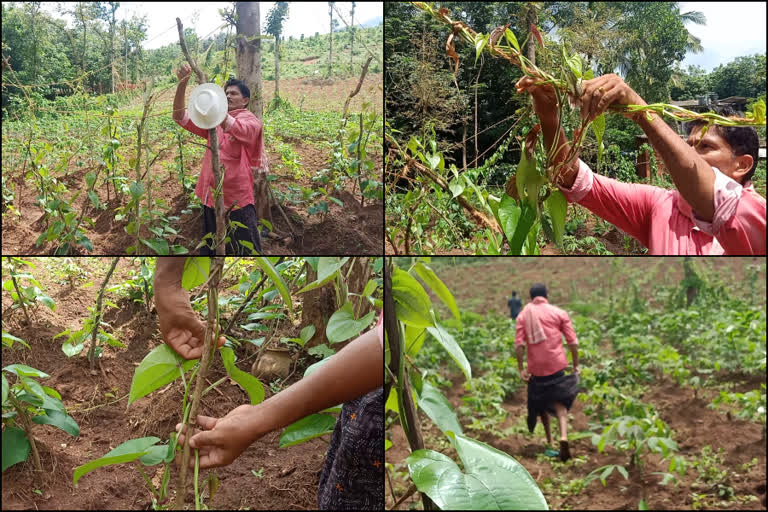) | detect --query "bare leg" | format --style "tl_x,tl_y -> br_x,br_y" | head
541,412 -> 552,445
553,401 -> 568,441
